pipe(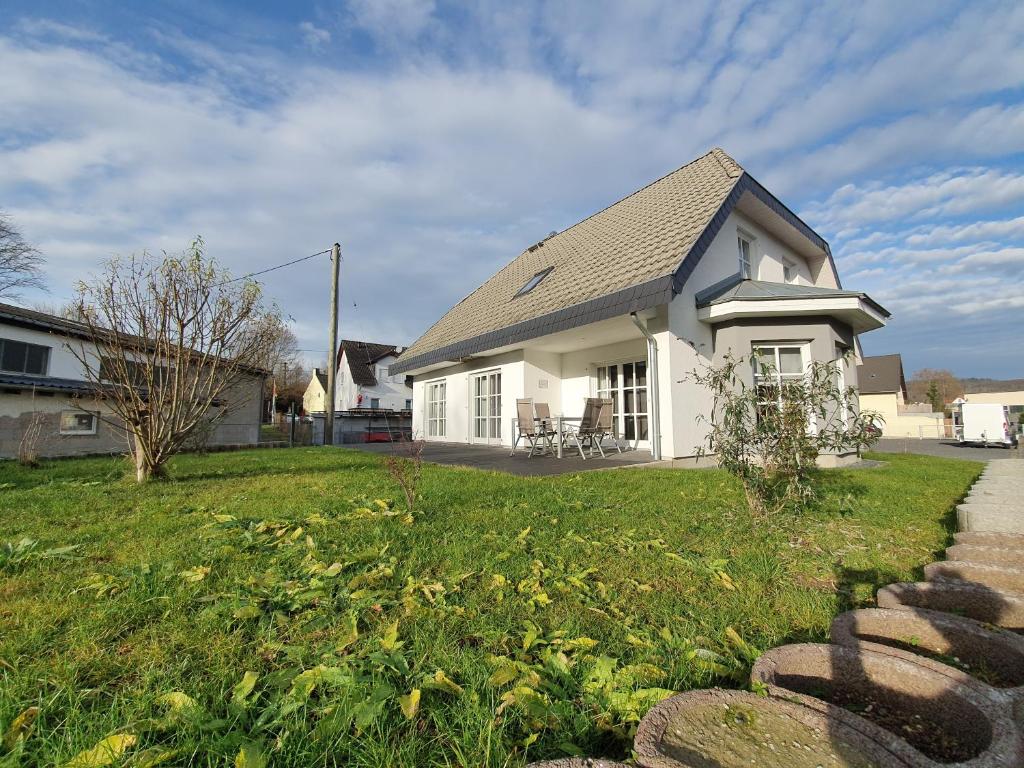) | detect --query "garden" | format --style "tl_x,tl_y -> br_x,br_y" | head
0,448 -> 980,766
